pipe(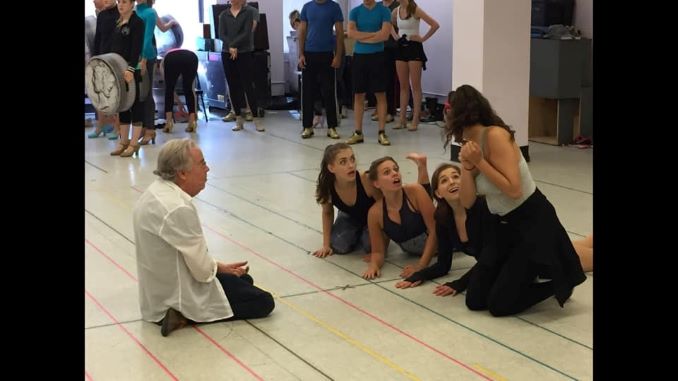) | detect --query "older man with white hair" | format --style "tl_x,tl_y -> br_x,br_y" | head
133,139 -> 274,337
